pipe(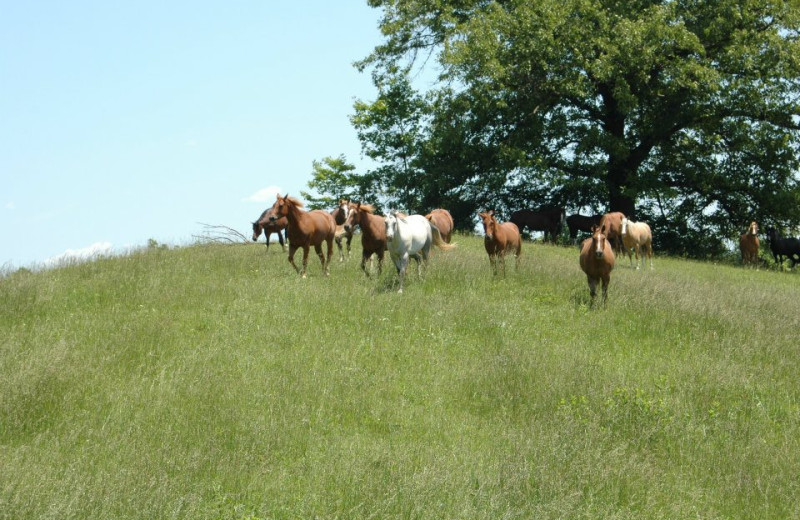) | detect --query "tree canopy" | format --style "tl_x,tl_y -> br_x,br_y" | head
351,0 -> 800,255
